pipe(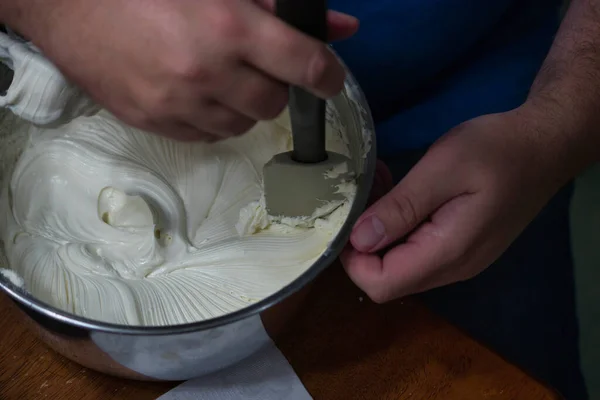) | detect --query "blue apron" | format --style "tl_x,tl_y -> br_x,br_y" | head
326,4 -> 590,399
329,0 -> 563,155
